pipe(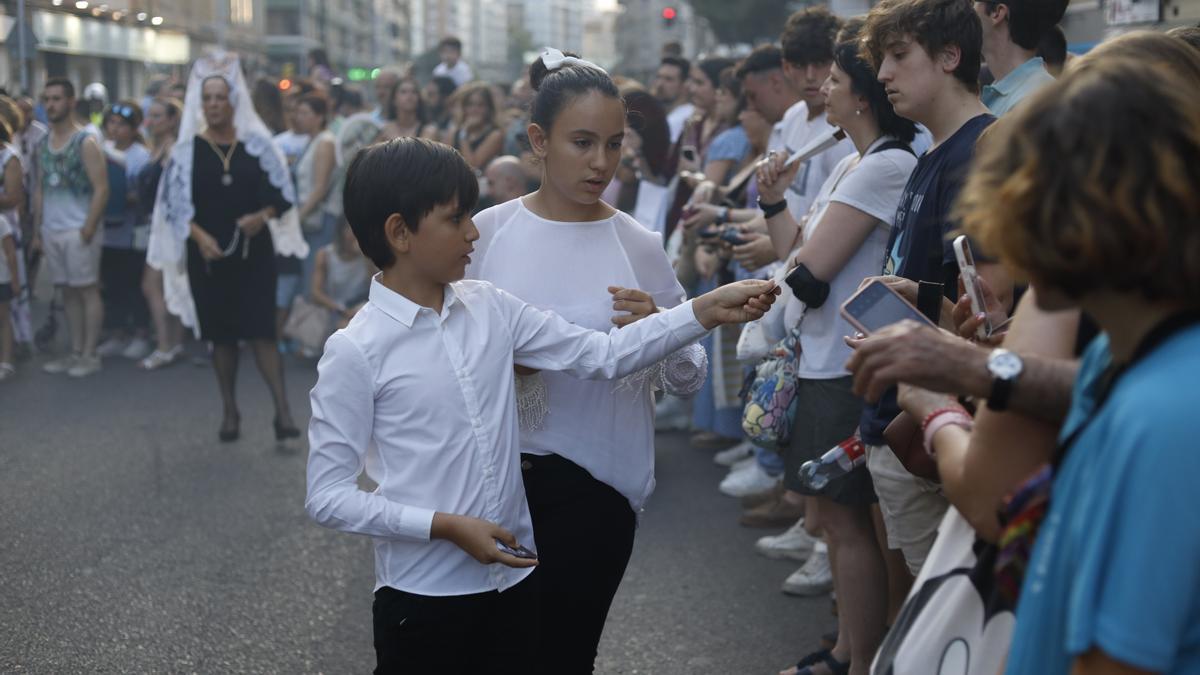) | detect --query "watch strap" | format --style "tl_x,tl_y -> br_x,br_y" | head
987,376 -> 1013,411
